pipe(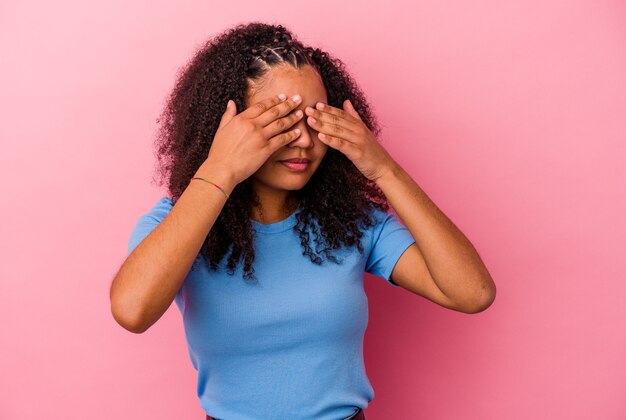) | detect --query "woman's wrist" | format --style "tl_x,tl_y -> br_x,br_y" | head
193,161 -> 238,195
